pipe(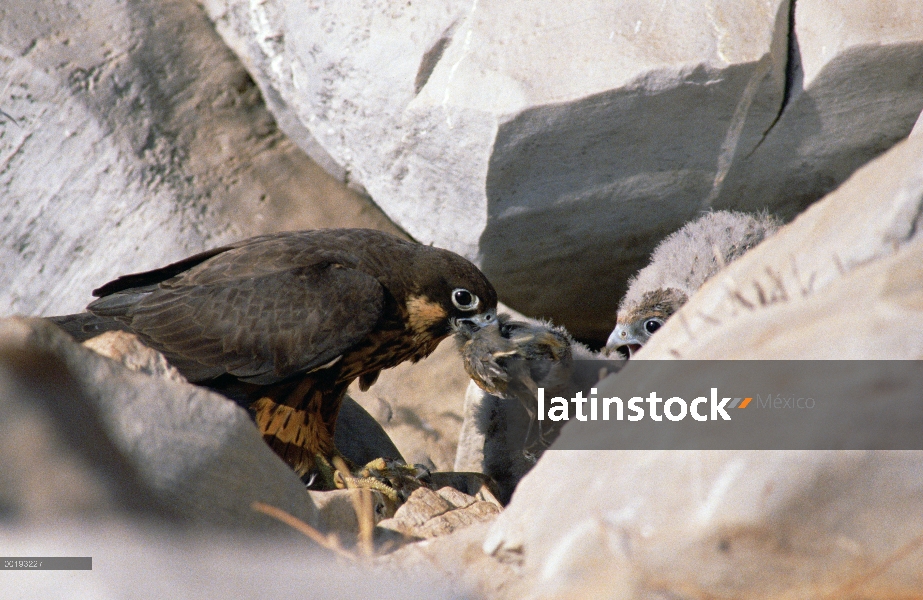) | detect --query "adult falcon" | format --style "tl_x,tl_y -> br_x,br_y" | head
52,228 -> 497,488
